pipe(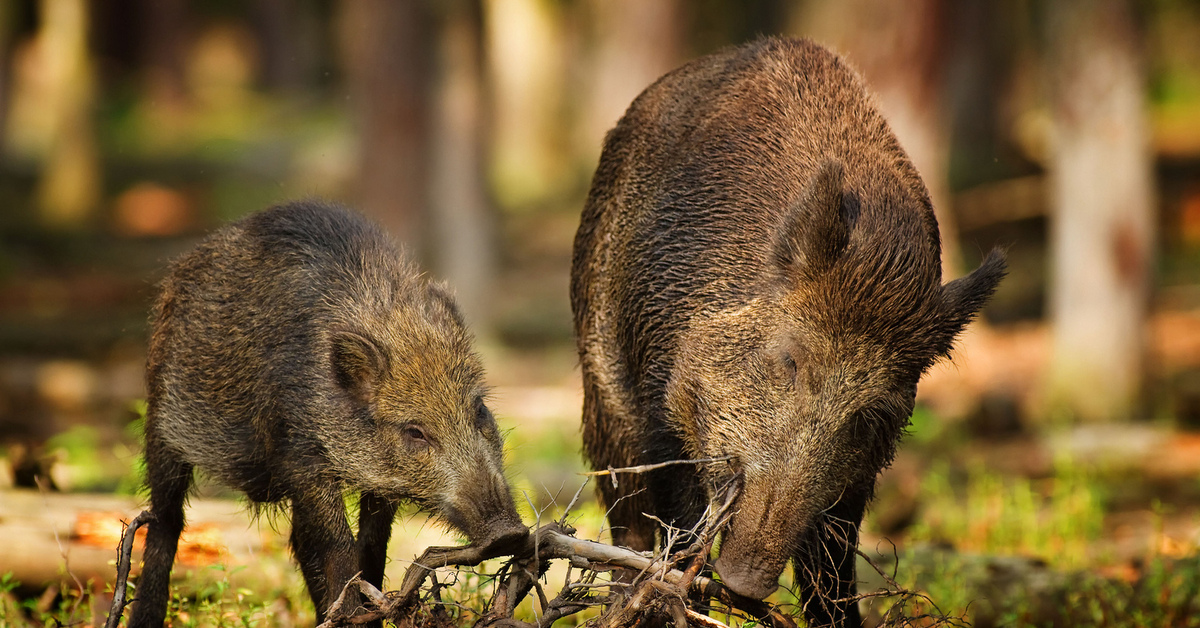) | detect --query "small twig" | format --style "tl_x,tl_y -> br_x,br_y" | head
555,480 -> 590,526
523,492 -> 544,622
582,456 -> 735,479
104,510 -> 155,628
679,476 -> 741,592
565,581 -> 629,591
529,567 -> 550,618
